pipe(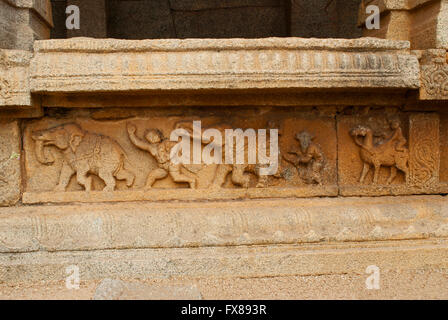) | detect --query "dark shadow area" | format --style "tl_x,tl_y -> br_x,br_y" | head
51,0 -> 363,39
